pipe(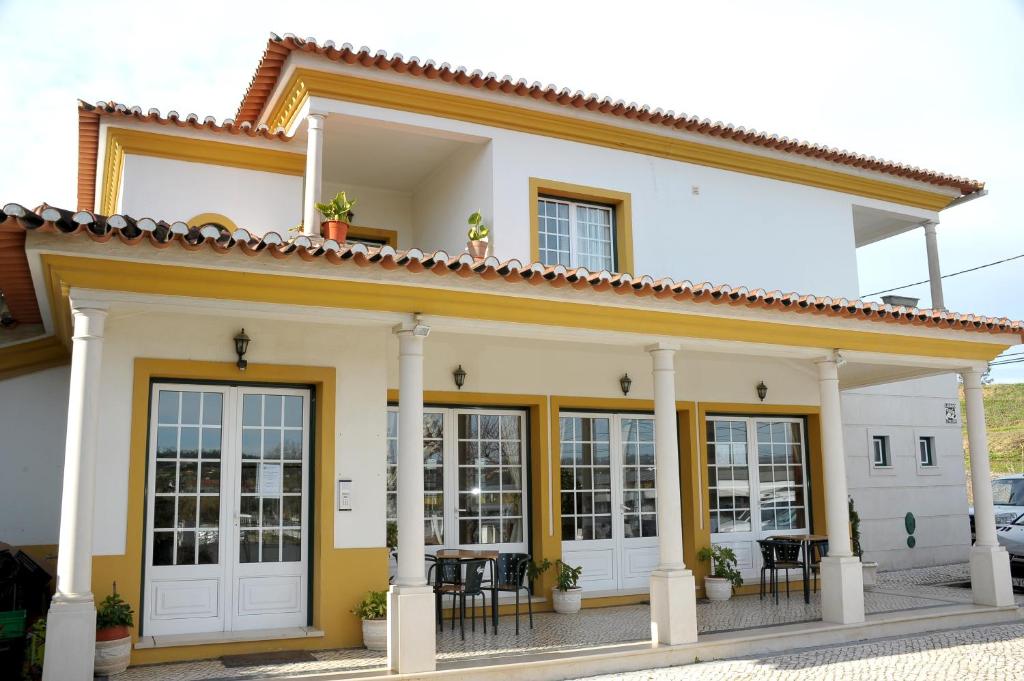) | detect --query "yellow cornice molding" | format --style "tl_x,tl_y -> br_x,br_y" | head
0,336 -> 70,380
99,127 -> 305,215
272,68 -> 955,211
40,254 -> 1008,362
